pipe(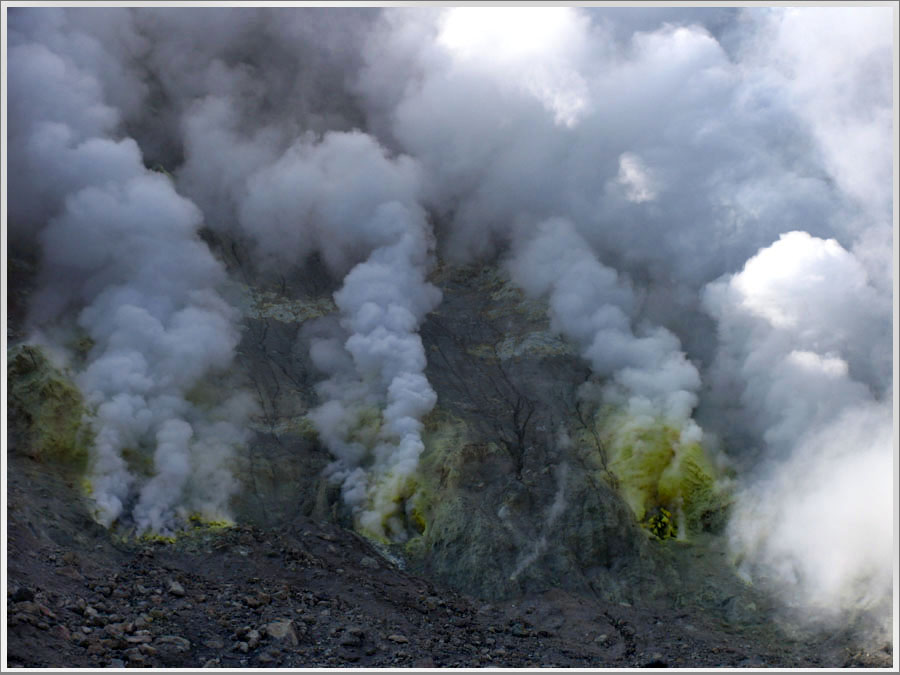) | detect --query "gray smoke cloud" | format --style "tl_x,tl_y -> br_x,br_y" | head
8,8 -> 255,533
508,217 -> 702,439
354,7 -> 846,283
353,5 -> 894,630
699,8 -> 894,632
136,10 -> 442,540
309,223 -> 441,540
234,129 -> 441,540
704,231 -> 893,631
6,4 -> 893,630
